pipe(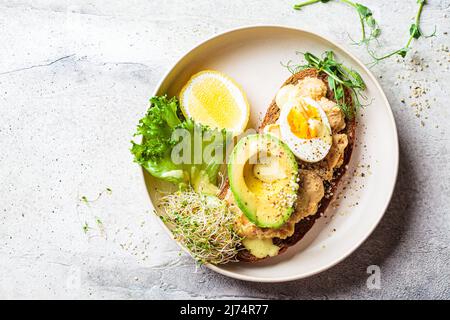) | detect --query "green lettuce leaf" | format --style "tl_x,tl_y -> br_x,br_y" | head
131,95 -> 230,194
